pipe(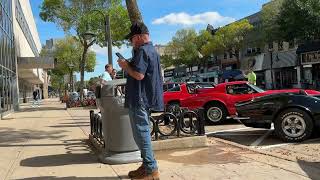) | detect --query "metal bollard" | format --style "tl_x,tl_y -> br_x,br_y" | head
197,108 -> 205,136
90,110 -> 94,135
